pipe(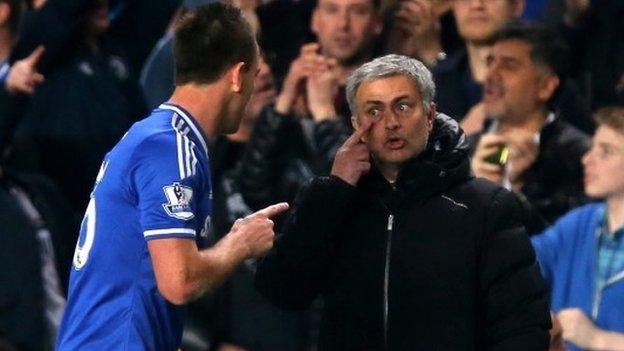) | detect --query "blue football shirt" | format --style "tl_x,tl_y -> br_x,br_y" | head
57,103 -> 213,350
